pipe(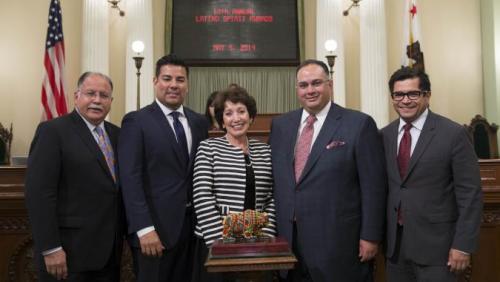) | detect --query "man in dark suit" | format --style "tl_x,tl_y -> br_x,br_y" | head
269,59 -> 387,281
25,72 -> 124,281
381,67 -> 483,281
118,54 -> 208,282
